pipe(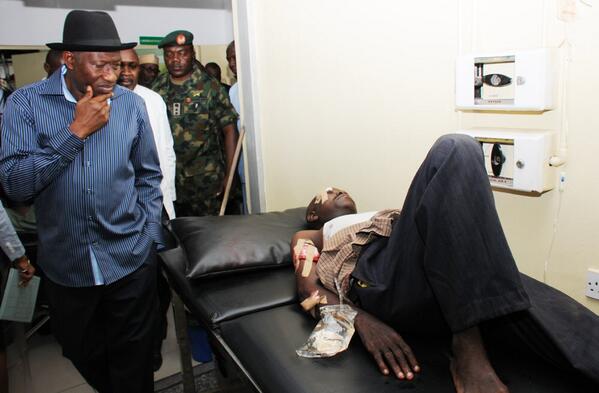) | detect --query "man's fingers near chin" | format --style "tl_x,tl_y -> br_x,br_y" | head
82,86 -> 93,100
92,93 -> 113,103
